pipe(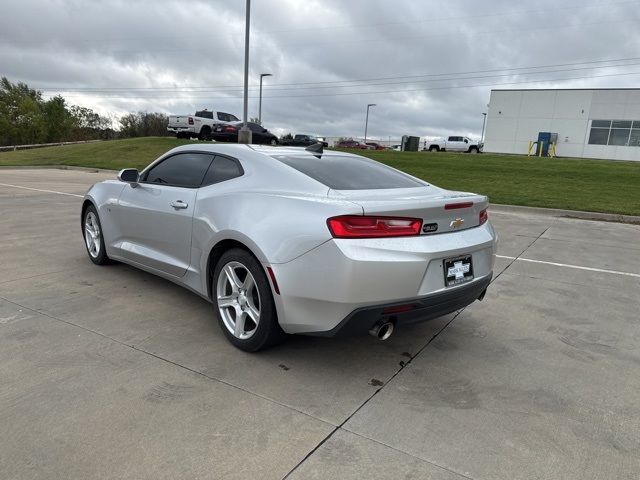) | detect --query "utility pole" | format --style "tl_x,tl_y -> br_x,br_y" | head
364,103 -> 376,143
481,112 -> 487,144
258,73 -> 272,124
238,0 -> 252,144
